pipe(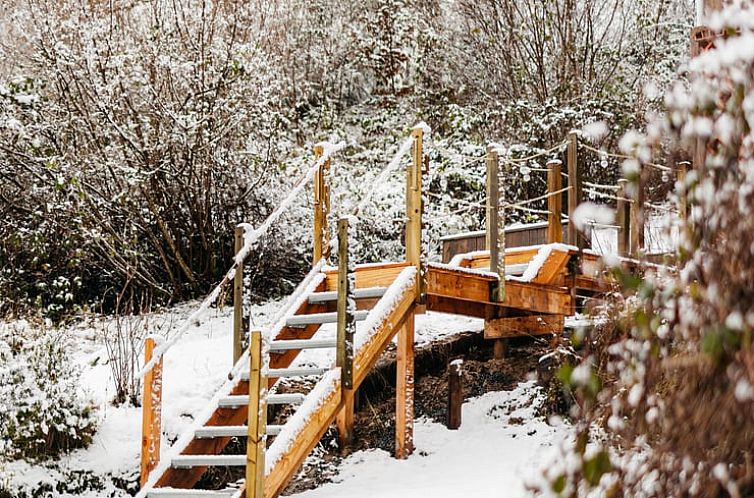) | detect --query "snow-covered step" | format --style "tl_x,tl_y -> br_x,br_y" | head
285,310 -> 369,327
505,263 -> 529,275
307,286 -> 387,304
194,424 -> 283,439
146,489 -> 237,498
239,366 -> 329,380
269,338 -> 337,352
218,393 -> 305,408
172,455 -> 246,468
